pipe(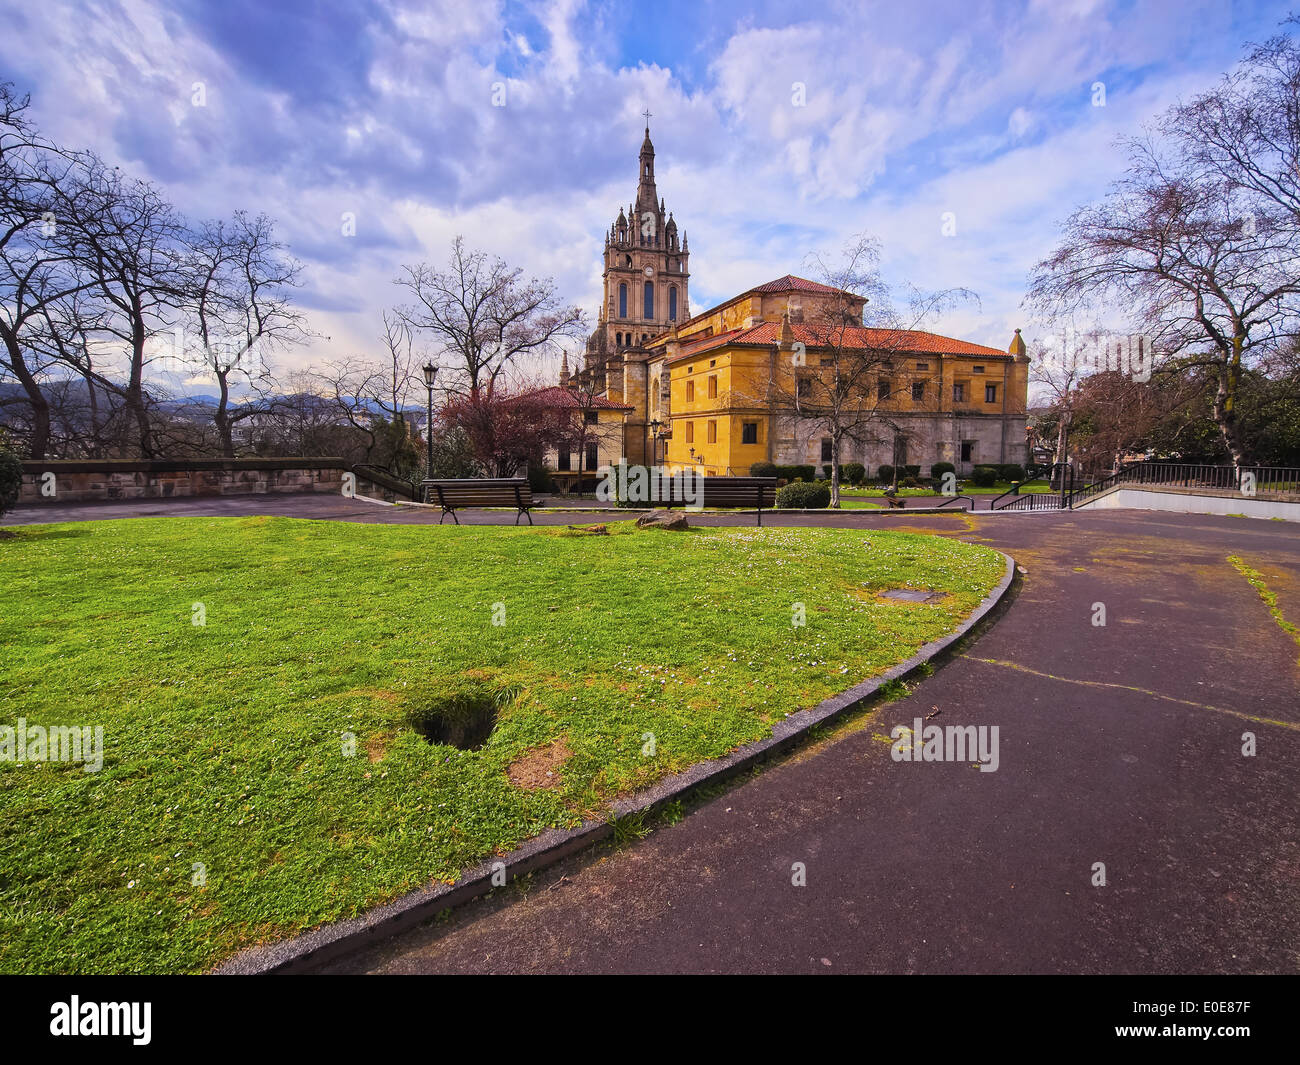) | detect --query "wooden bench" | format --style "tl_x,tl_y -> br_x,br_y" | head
664,476 -> 777,525
421,478 -> 540,524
